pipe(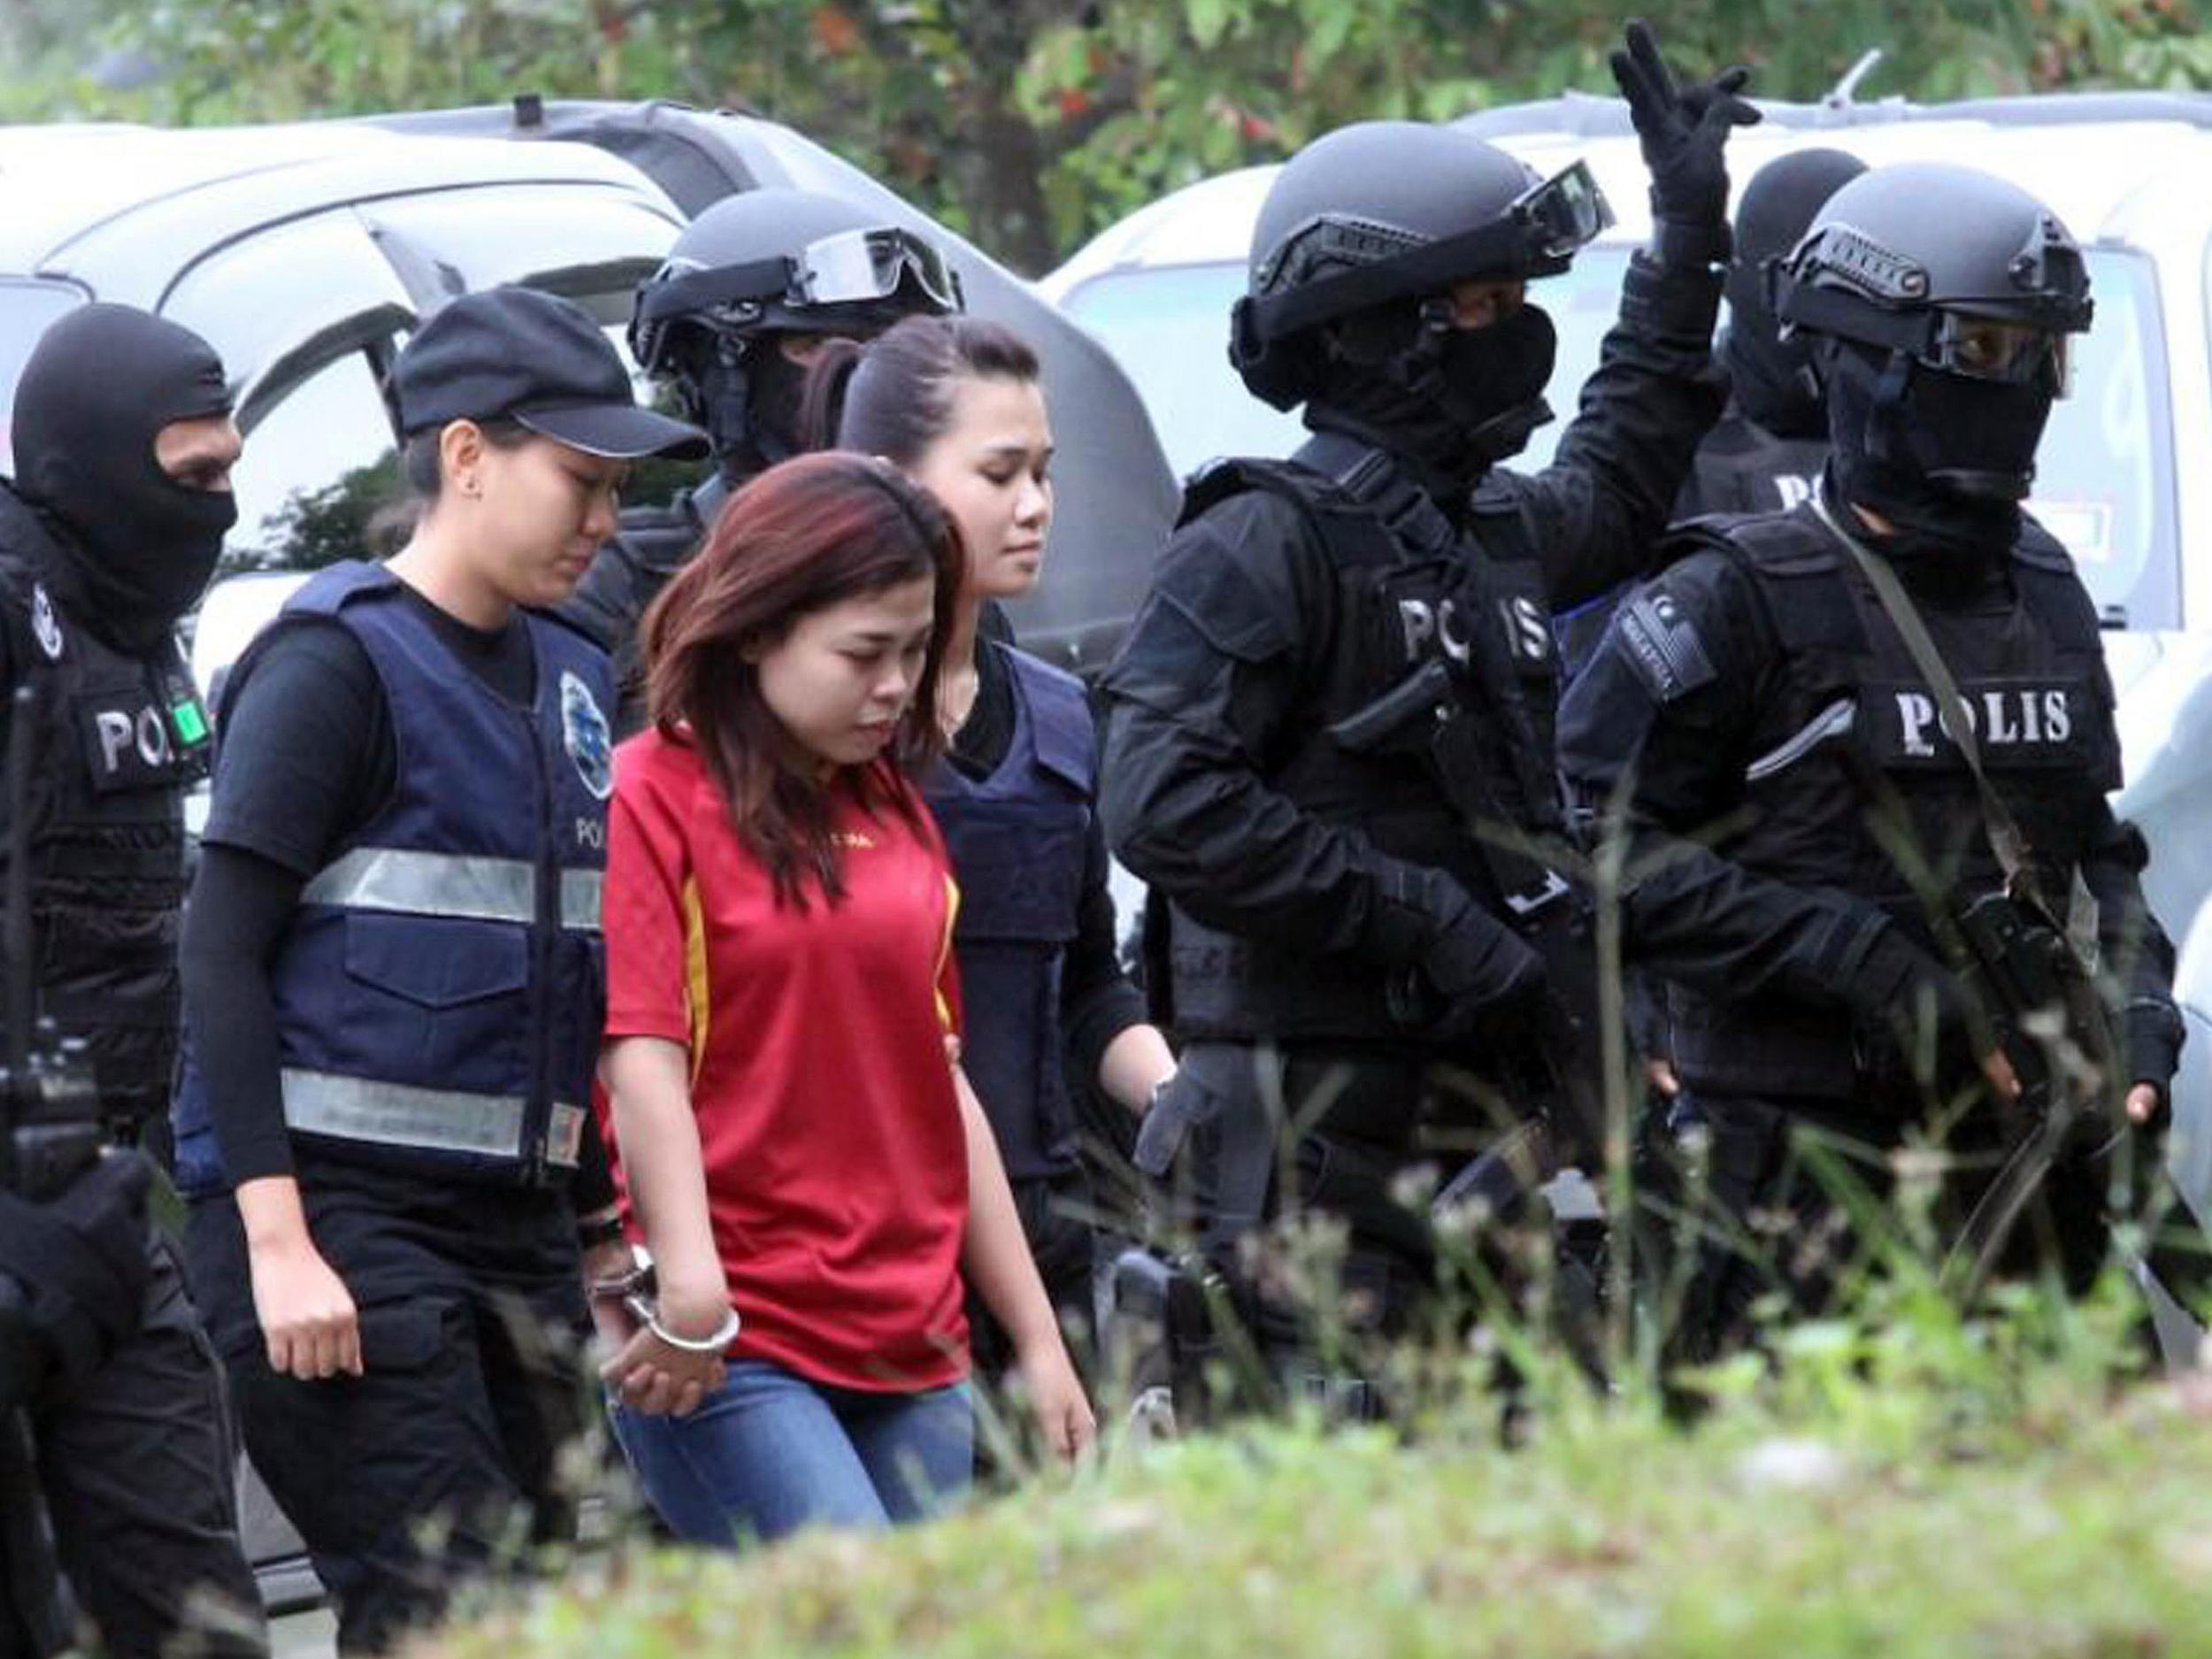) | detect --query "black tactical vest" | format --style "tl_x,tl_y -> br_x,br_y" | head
0,495 -> 210,1123
1165,433 -> 1569,1043
1679,412 -> 1830,519
1668,504 -> 2117,1095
